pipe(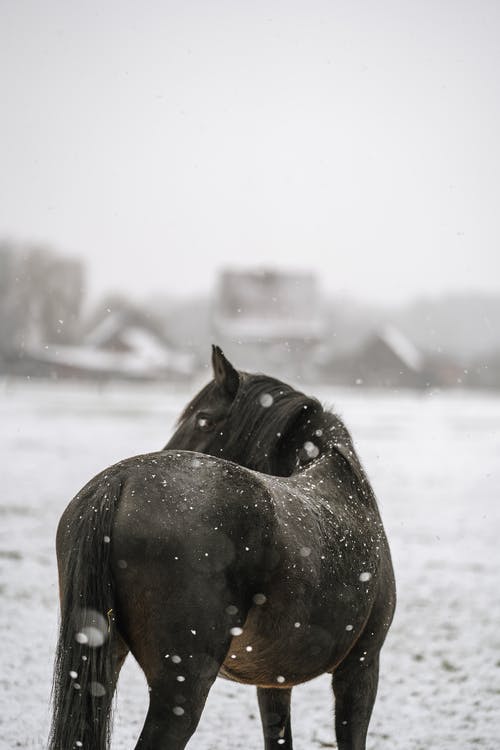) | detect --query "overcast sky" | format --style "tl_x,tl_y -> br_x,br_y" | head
1,0 -> 499,305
